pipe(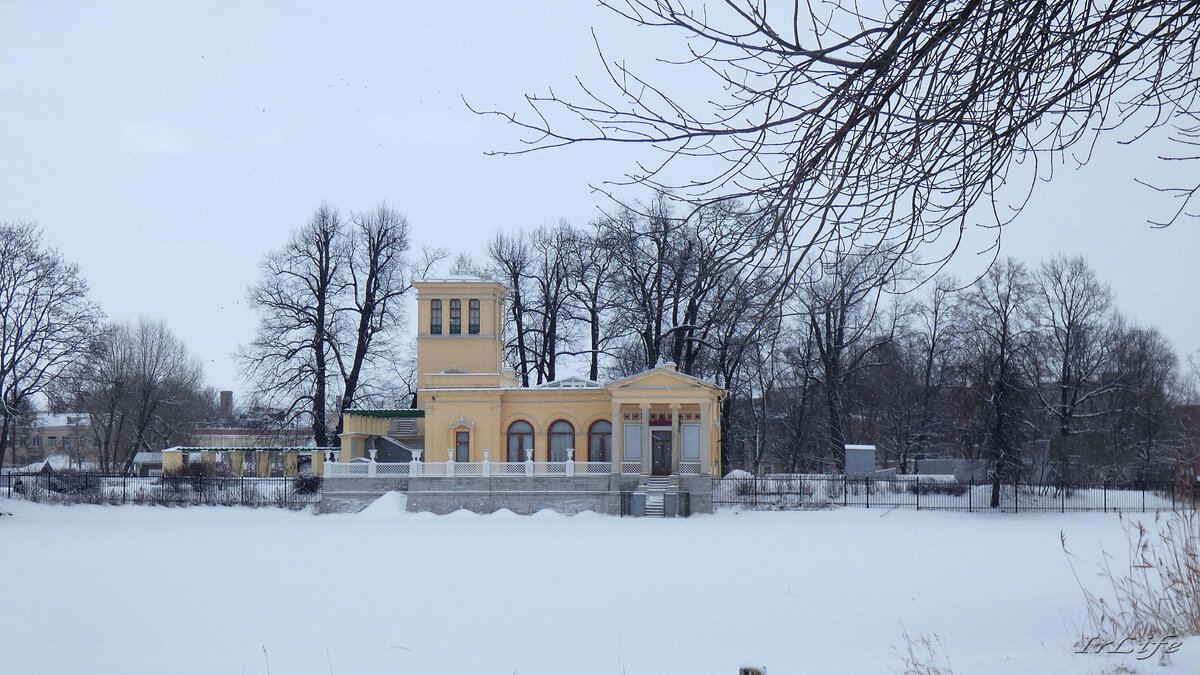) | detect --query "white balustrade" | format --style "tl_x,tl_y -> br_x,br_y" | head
375,463 -> 410,476
327,459 -> 675,478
